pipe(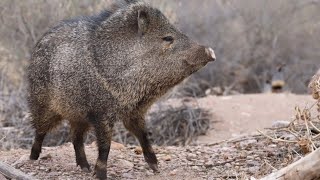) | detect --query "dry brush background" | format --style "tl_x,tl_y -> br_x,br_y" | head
0,0 -> 320,150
